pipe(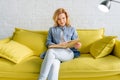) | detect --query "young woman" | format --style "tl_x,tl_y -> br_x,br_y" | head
38,8 -> 81,80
